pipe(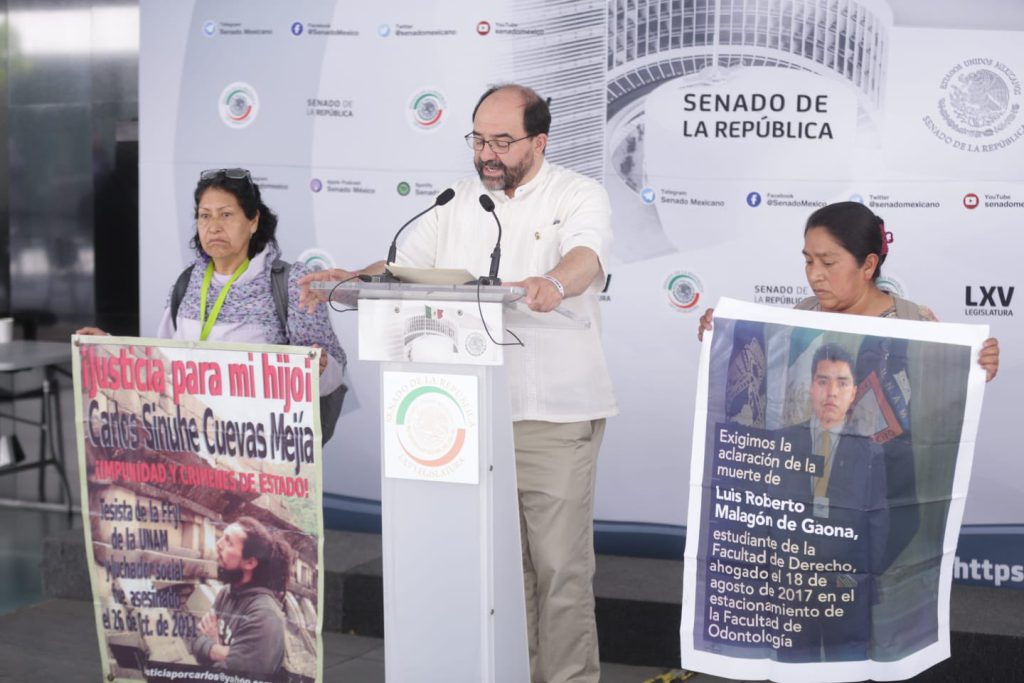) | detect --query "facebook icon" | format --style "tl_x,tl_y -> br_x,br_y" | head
746,191 -> 762,207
